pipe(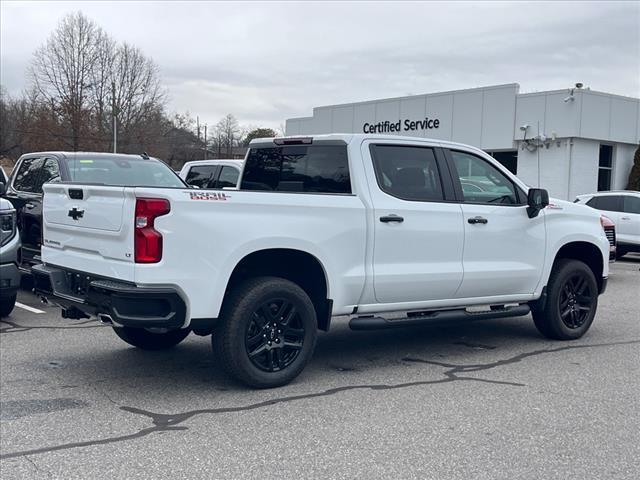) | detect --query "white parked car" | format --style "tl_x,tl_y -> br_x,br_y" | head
575,191 -> 640,258
178,159 -> 243,189
34,134 -> 610,388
